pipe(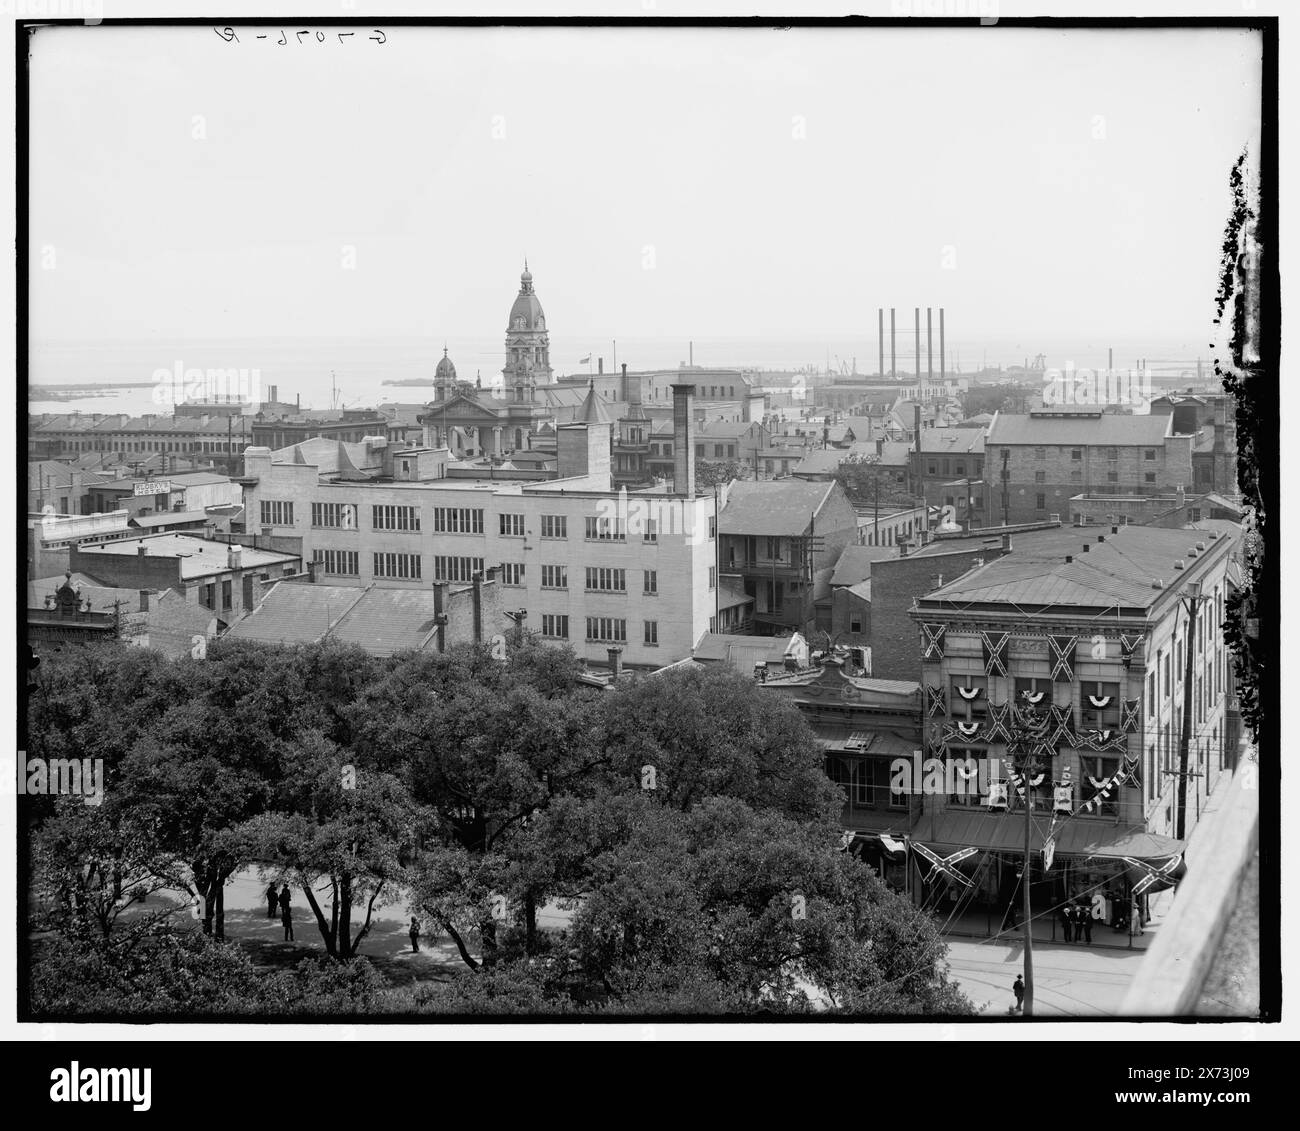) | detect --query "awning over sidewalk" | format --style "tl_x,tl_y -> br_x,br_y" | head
912,811 -> 1185,862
